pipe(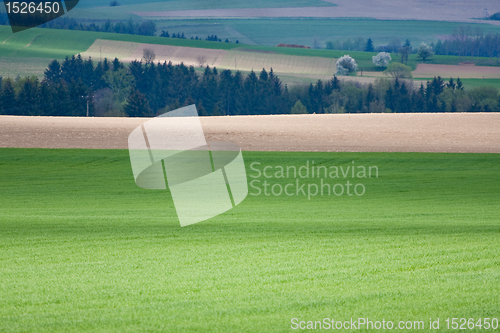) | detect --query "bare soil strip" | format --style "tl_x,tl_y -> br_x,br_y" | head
1,114 -> 499,153
413,64 -> 500,79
